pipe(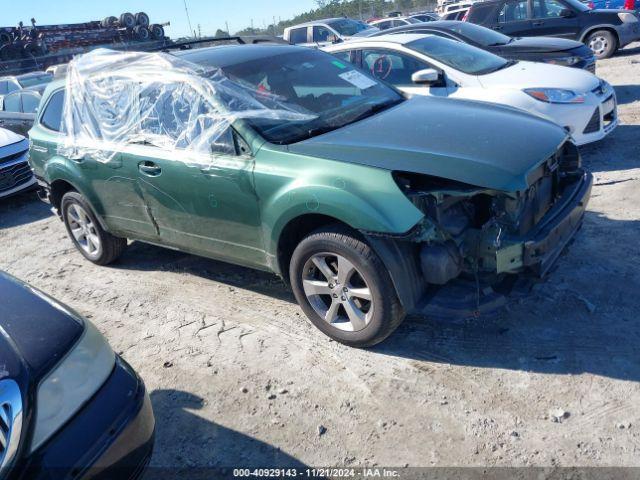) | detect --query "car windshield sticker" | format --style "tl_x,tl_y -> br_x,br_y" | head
338,70 -> 377,90
332,60 -> 347,69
